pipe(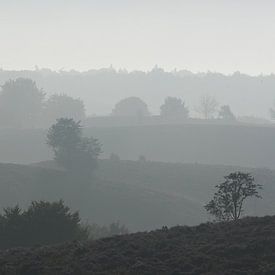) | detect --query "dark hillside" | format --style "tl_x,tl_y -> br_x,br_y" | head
1,216 -> 275,274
